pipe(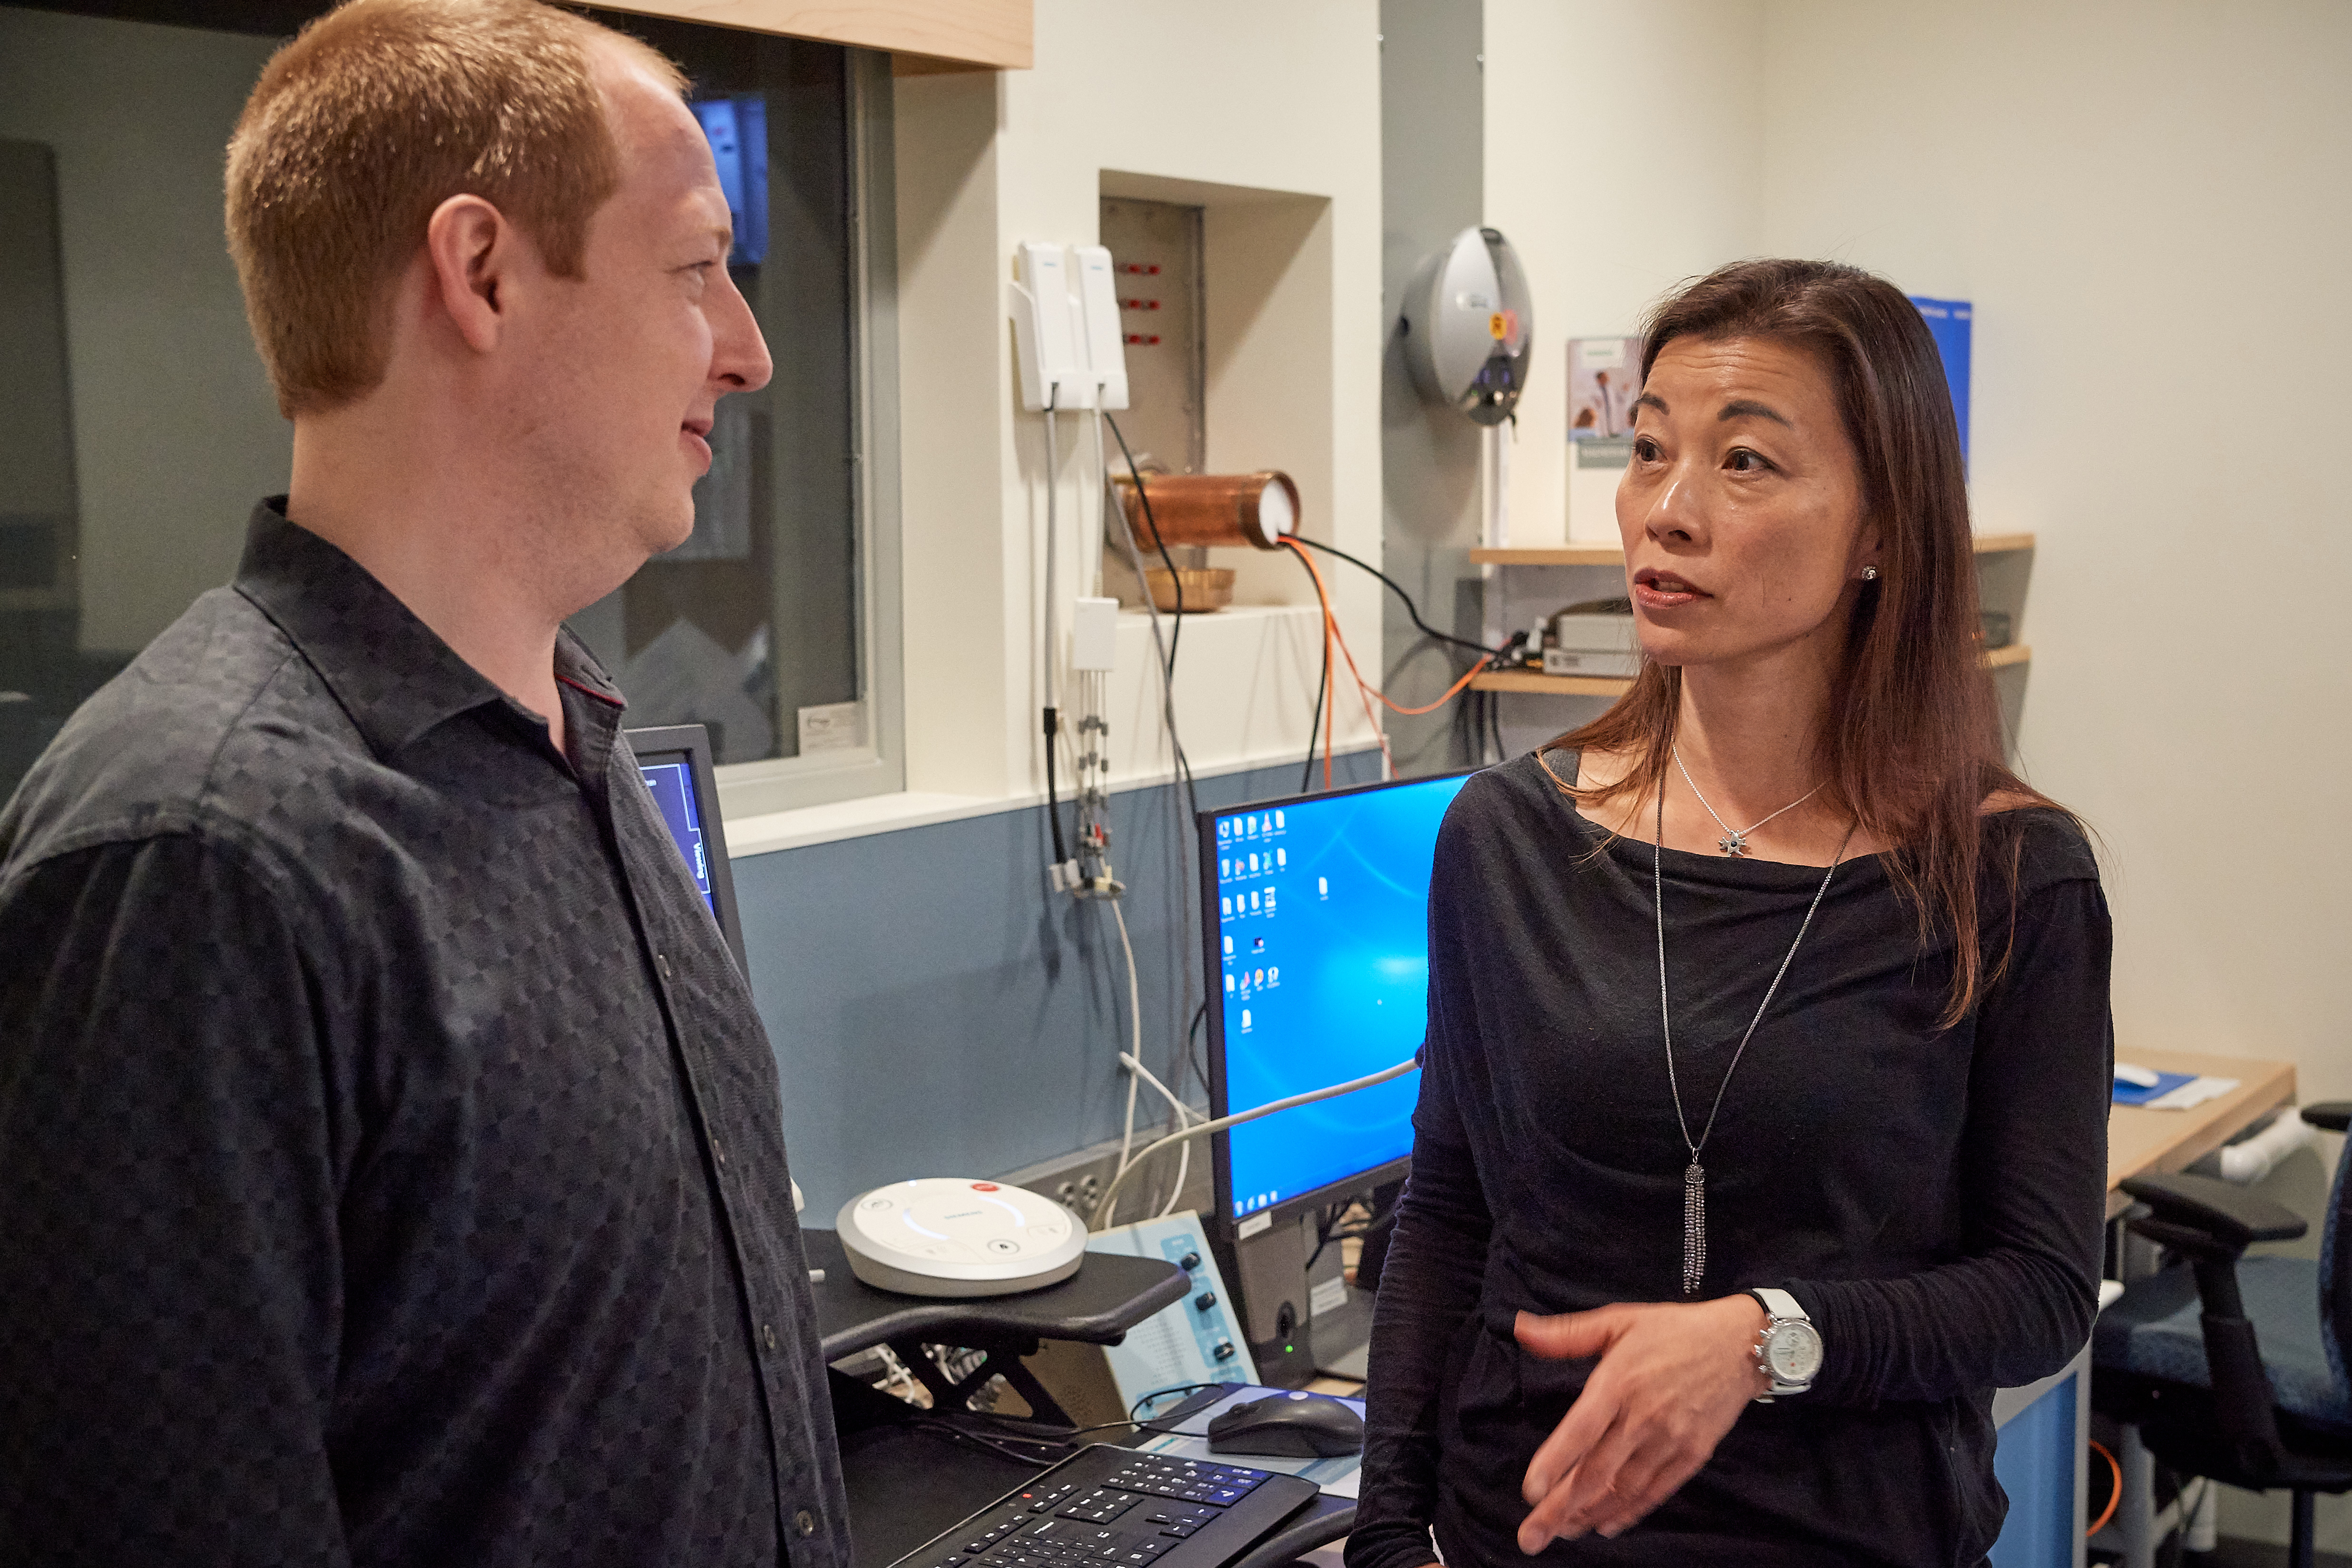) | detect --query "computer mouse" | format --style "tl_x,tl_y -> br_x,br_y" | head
1205,1391 -> 1365,1458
